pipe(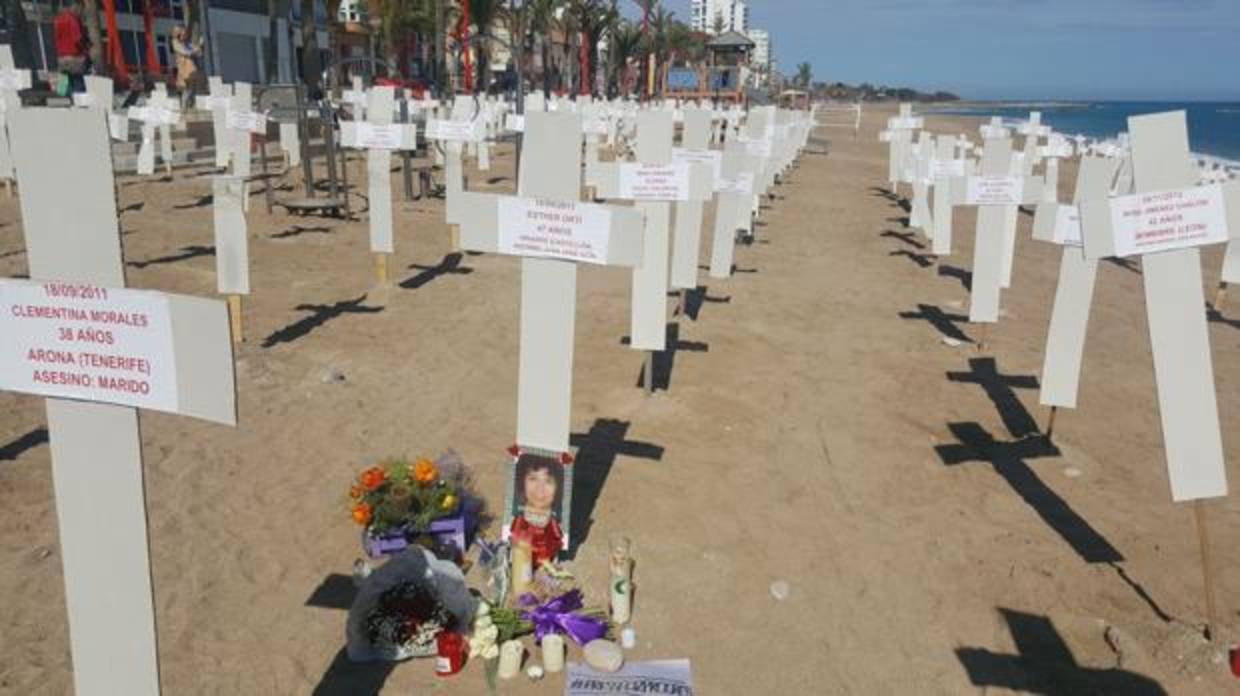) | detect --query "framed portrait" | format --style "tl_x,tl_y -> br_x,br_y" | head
503,449 -> 574,562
